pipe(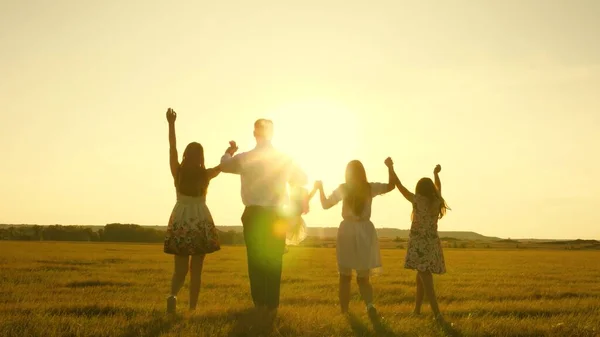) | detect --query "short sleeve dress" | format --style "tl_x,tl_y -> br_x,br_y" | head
404,194 -> 446,274
325,183 -> 389,276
